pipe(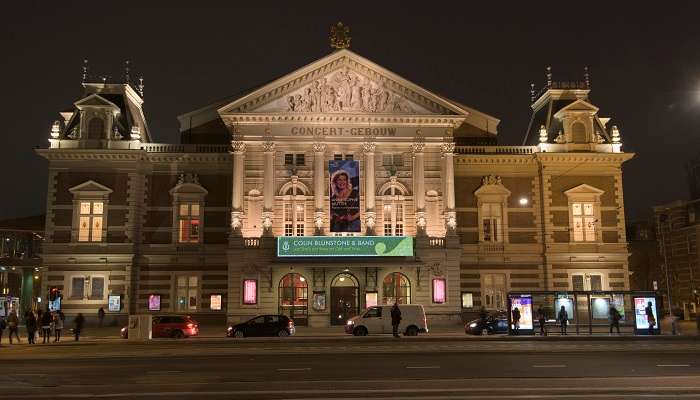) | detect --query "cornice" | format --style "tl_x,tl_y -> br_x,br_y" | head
535,152 -> 635,164
35,148 -> 146,162
222,114 -> 465,127
455,155 -> 536,165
